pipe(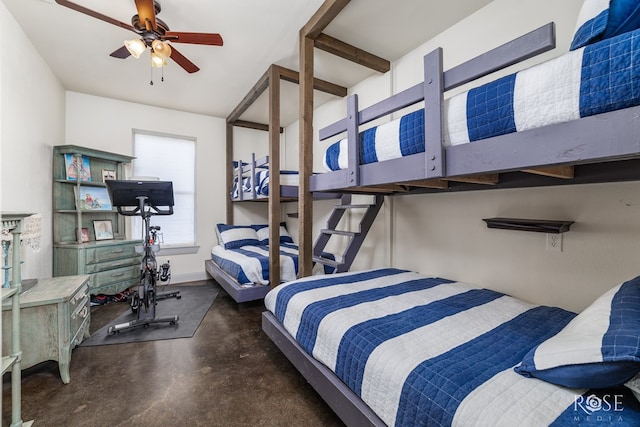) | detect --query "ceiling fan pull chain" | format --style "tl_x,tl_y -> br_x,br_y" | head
150,65 -> 154,86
